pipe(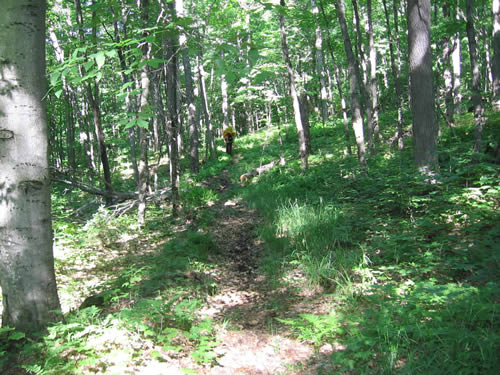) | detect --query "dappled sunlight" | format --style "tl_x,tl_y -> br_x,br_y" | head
4,115 -> 498,374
